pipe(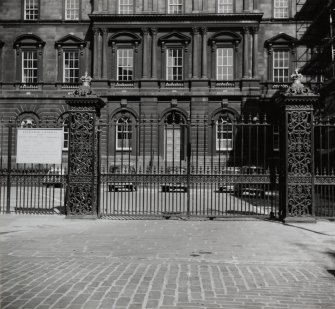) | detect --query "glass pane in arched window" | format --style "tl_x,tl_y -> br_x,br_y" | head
63,118 -> 69,150
20,117 -> 37,128
116,117 -> 132,150
165,111 -> 185,125
216,113 -> 234,151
